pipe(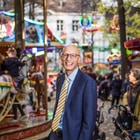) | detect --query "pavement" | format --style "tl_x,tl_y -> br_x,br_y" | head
97,97 -> 121,140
